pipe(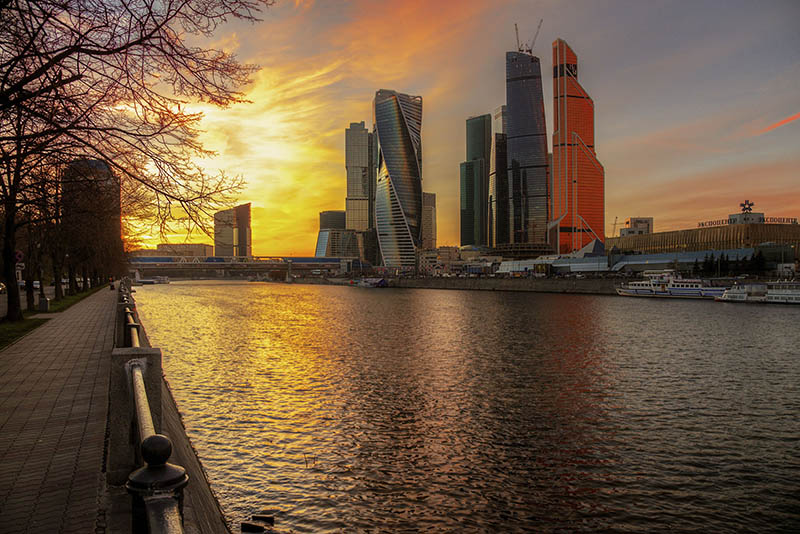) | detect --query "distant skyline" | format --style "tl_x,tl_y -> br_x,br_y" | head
144,0 -> 800,255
